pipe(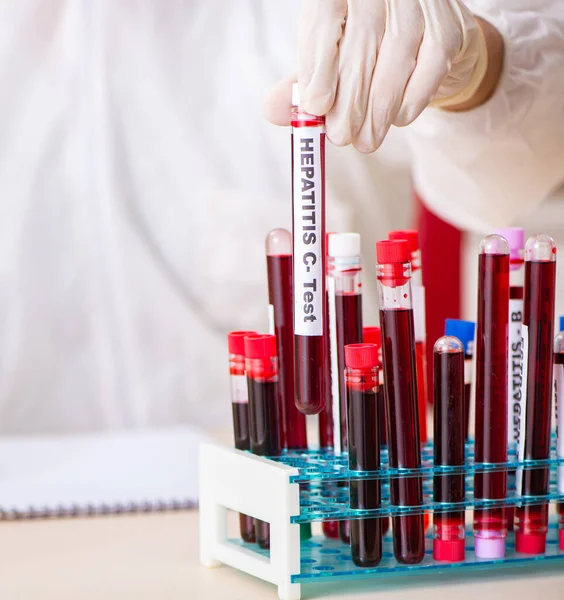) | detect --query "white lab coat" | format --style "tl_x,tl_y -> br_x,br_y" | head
0,1 -> 411,433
